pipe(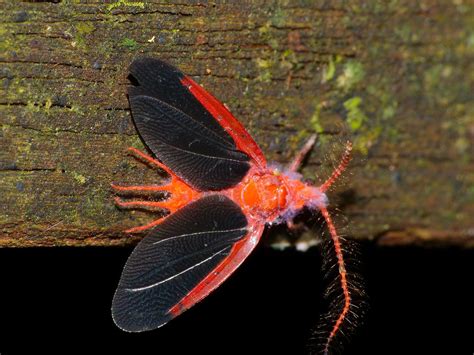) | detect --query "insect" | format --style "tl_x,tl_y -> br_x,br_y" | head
111,58 -> 354,353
